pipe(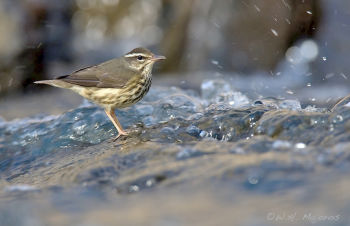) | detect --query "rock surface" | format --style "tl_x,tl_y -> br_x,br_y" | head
0,79 -> 349,226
